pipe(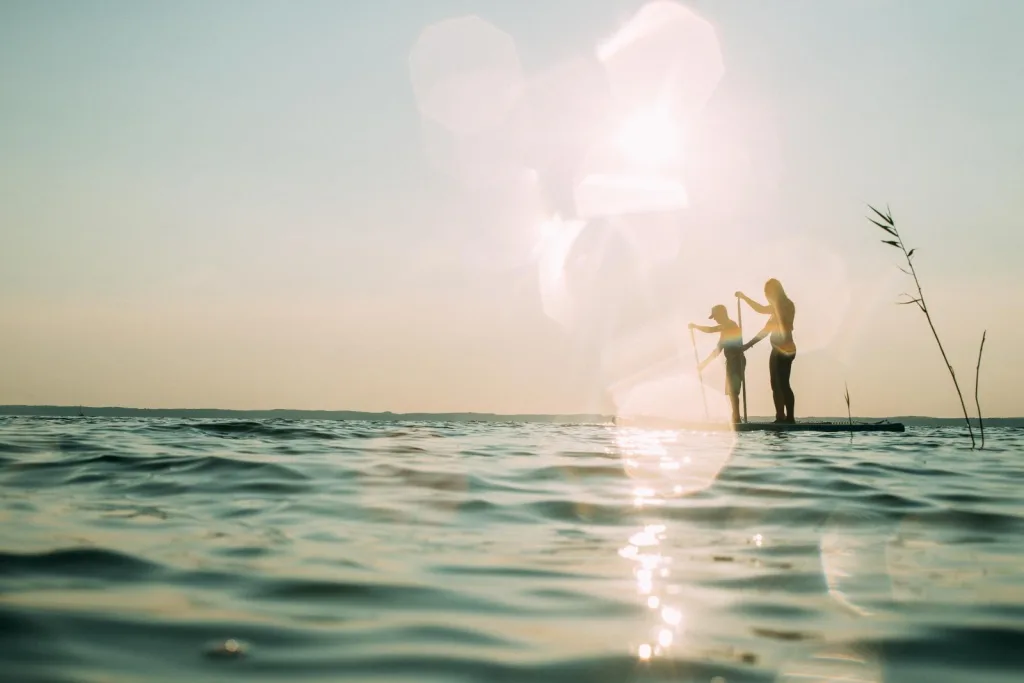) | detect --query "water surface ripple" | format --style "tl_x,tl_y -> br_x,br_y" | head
1,417 -> 1022,682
